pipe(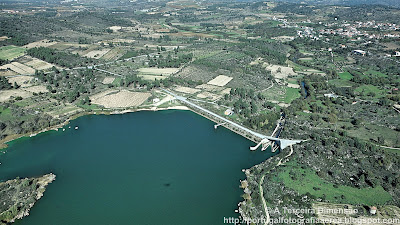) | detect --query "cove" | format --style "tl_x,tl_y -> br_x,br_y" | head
0,110 -> 274,225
